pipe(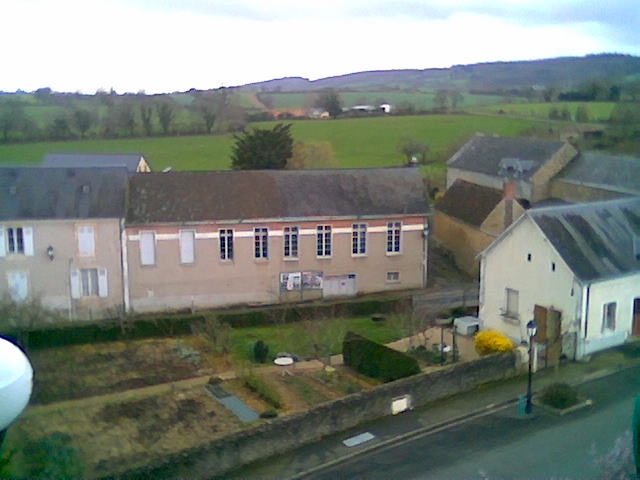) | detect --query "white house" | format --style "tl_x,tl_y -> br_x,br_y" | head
478,197 -> 640,363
